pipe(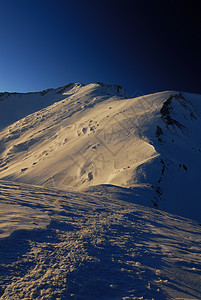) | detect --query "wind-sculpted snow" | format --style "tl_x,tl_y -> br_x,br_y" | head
0,180 -> 201,299
0,83 -> 127,129
0,84 -> 201,221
